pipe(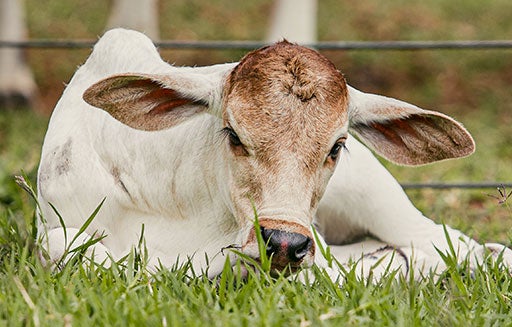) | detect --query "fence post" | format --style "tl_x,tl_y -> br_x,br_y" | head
0,0 -> 38,109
